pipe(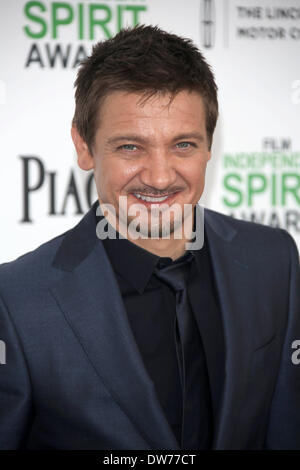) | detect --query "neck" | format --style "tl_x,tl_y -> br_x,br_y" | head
127,235 -> 187,260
